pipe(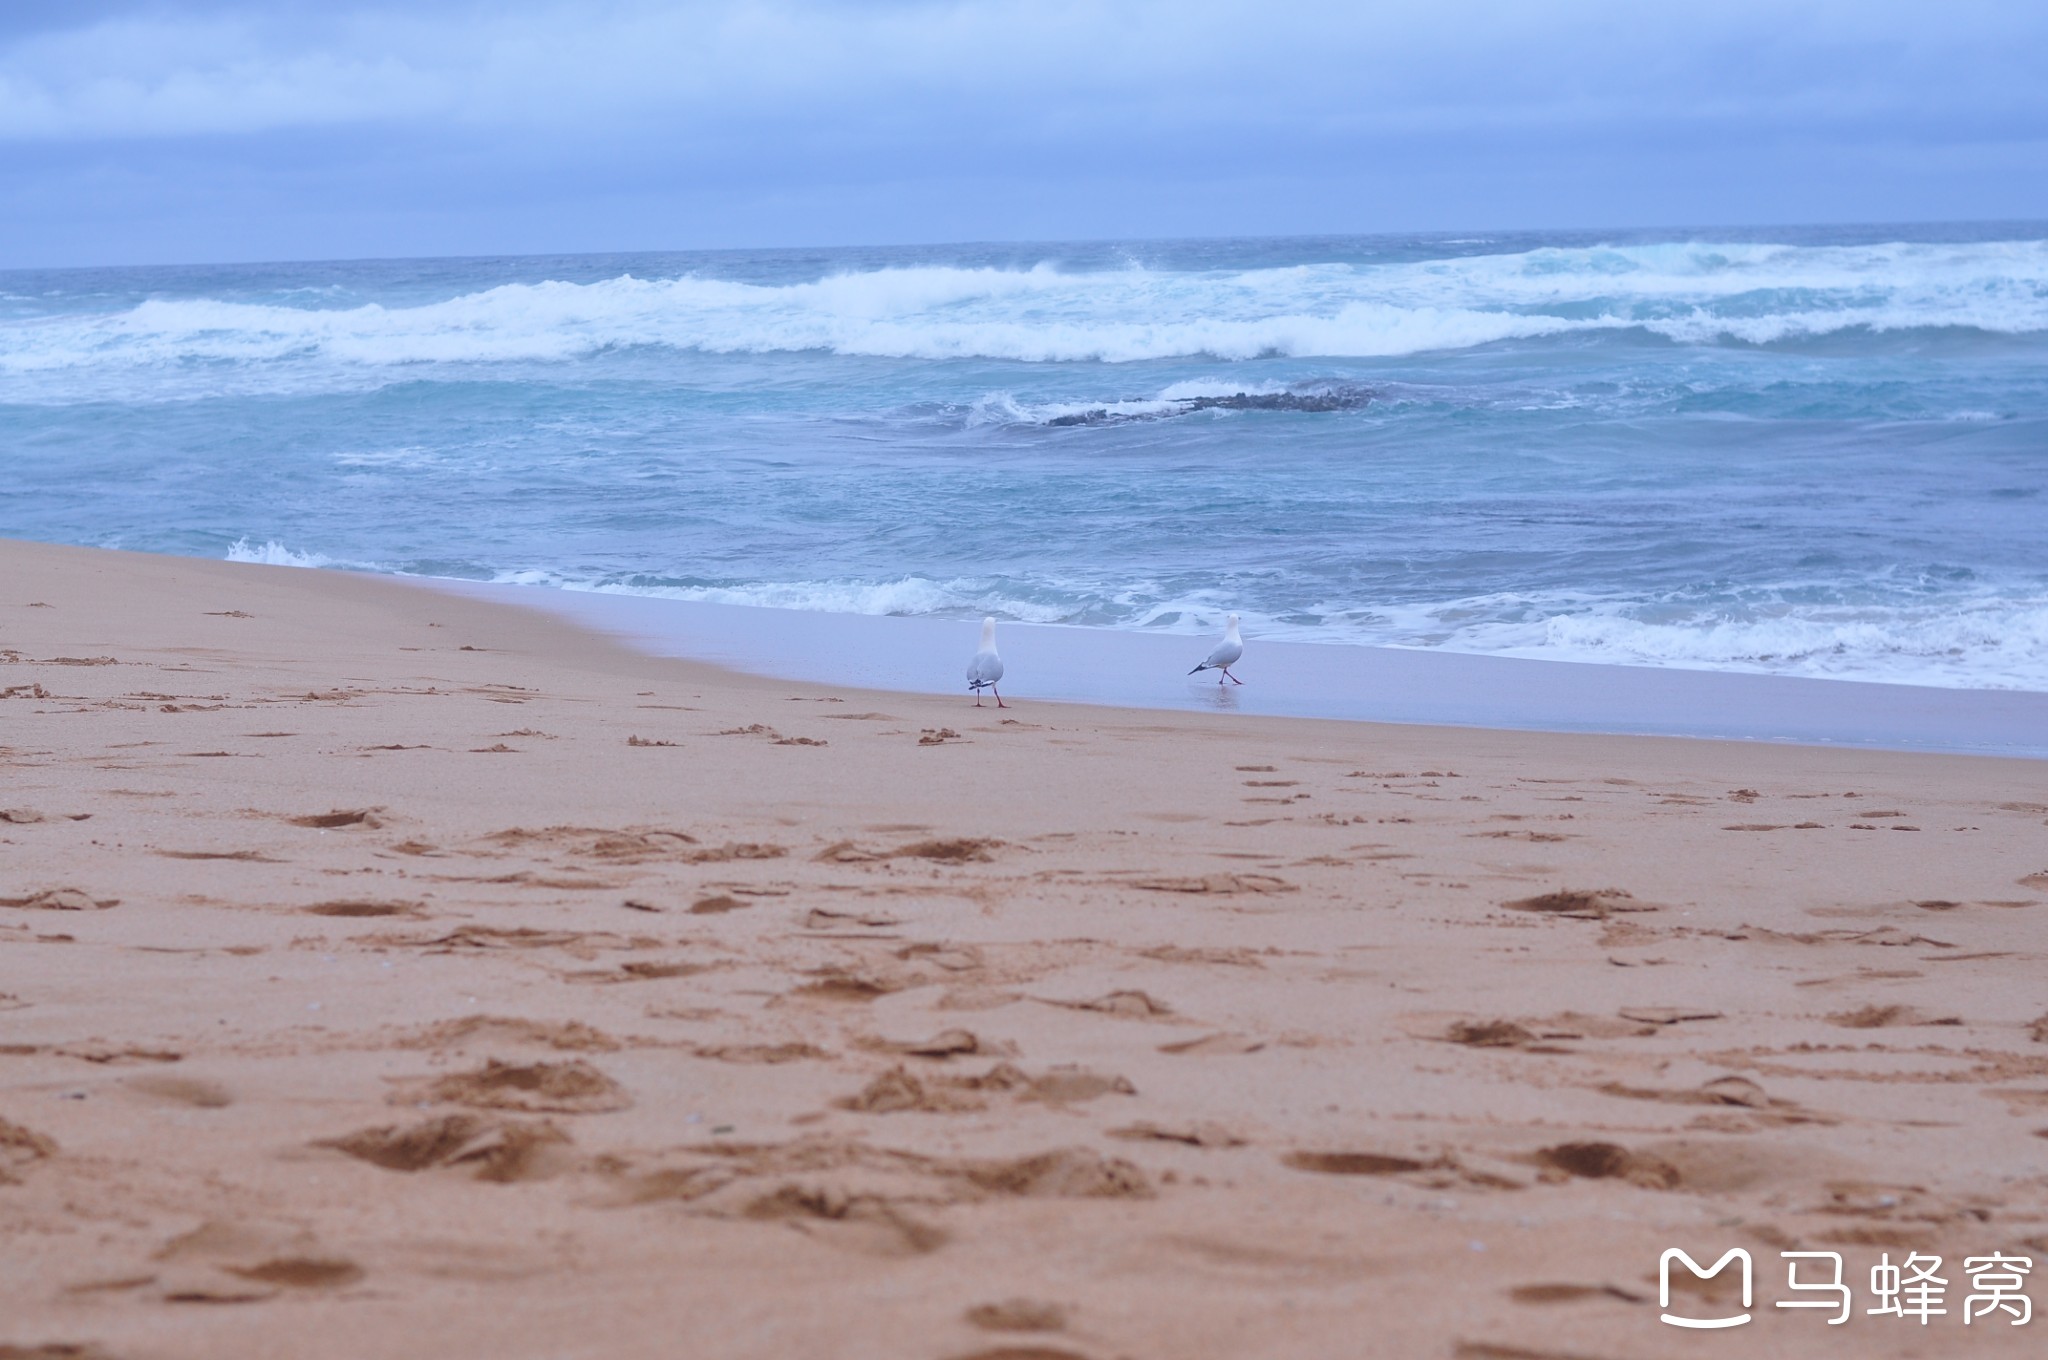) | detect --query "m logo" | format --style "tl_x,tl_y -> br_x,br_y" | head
1661,1248 -> 1753,1329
